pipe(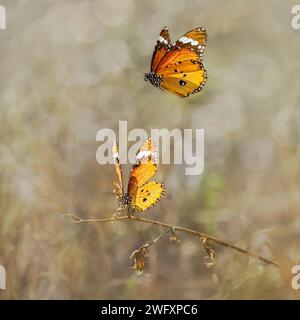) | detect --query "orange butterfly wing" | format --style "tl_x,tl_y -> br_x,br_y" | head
150,26 -> 171,73
172,28 -> 207,54
128,159 -> 157,195
127,139 -> 165,212
128,138 -> 157,194
156,27 -> 207,97
130,181 -> 165,212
